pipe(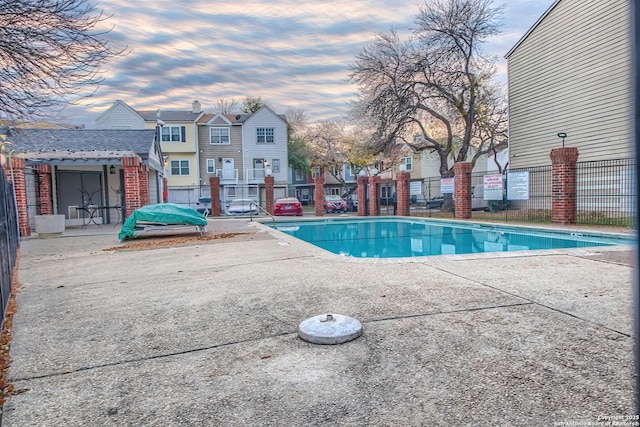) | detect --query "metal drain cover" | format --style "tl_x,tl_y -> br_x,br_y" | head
298,313 -> 363,345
